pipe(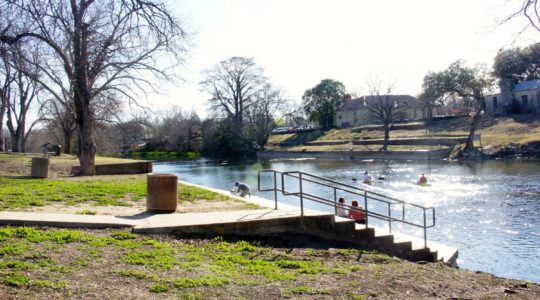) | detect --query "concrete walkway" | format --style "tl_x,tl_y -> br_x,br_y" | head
0,180 -> 330,232
0,208 -> 329,230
